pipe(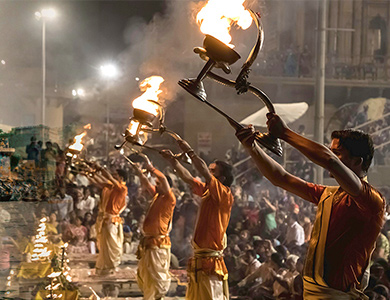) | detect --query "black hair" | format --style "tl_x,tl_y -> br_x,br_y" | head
289,213 -> 299,222
214,160 -> 234,187
271,252 -> 286,268
166,175 -> 173,188
116,169 -> 128,182
275,245 -> 289,259
245,249 -> 257,258
331,129 -> 374,173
